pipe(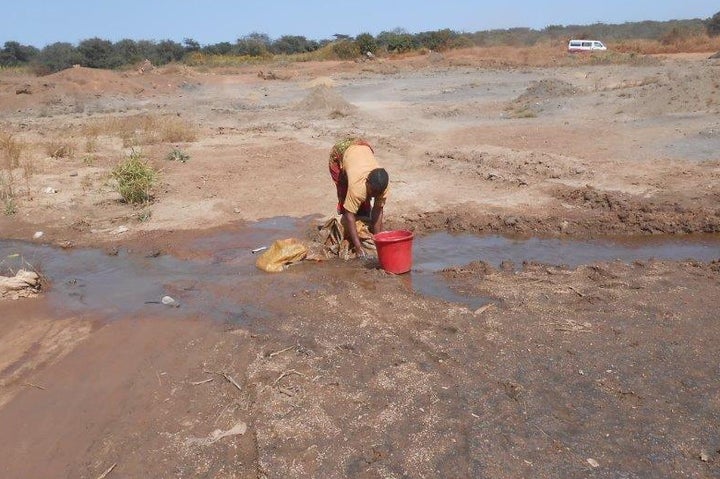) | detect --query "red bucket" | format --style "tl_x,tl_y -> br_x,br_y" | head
374,230 -> 414,274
